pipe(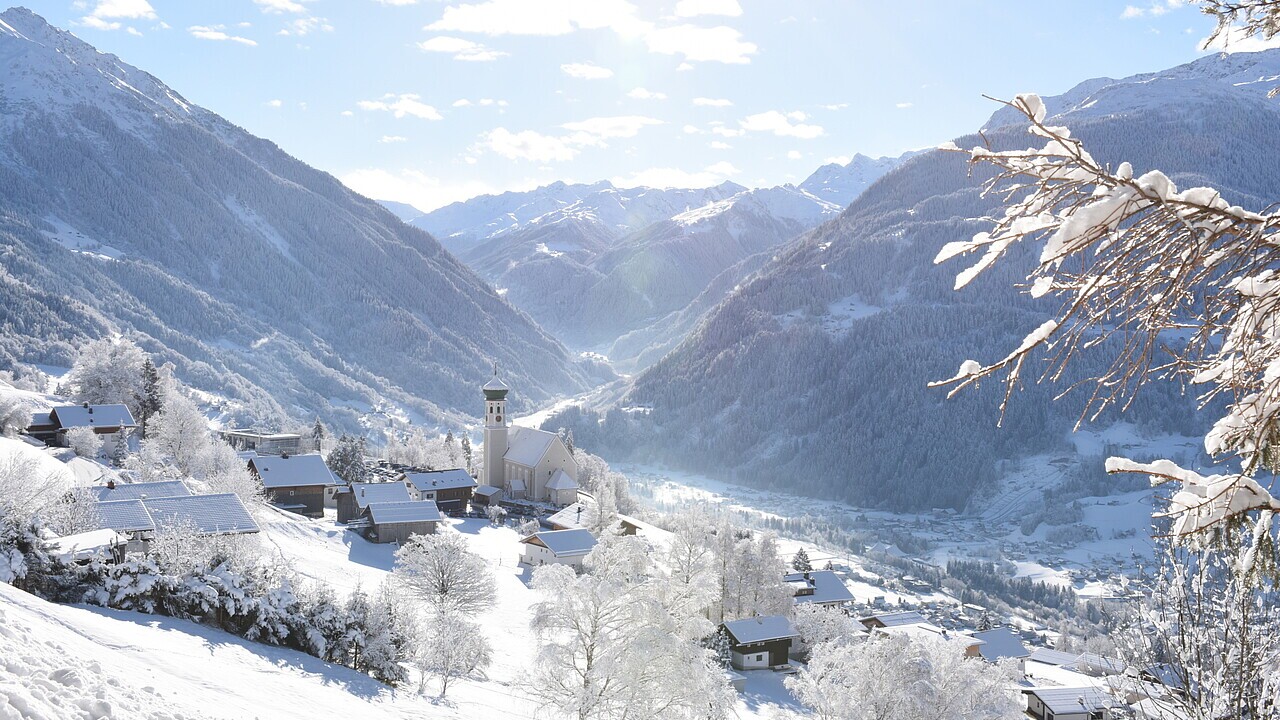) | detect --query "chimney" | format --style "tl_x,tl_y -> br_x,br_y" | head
106,479 -> 116,489
281,452 -> 289,459
82,402 -> 89,408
